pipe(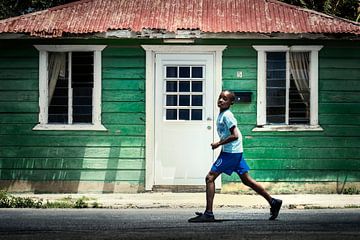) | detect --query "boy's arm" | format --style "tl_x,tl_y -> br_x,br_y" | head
211,125 -> 239,150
